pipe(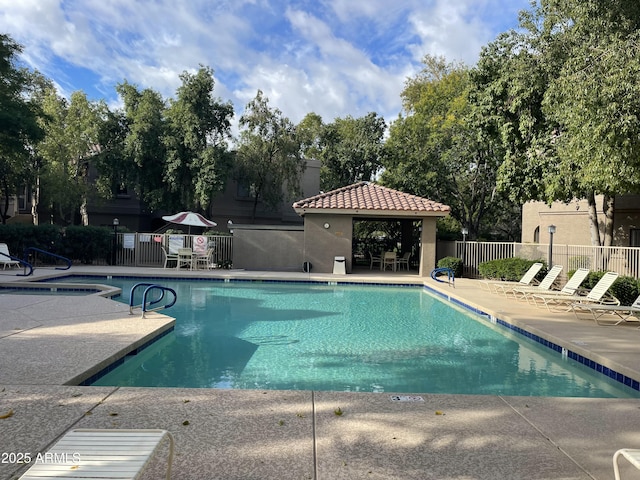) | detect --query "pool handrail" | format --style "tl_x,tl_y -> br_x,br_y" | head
431,267 -> 455,286
129,282 -> 177,318
23,247 -> 72,270
0,251 -> 33,276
